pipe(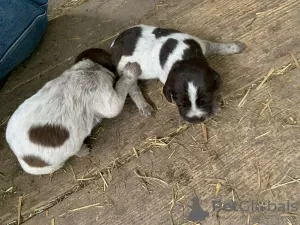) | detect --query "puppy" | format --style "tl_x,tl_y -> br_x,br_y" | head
6,48 -> 141,175
110,24 -> 245,123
